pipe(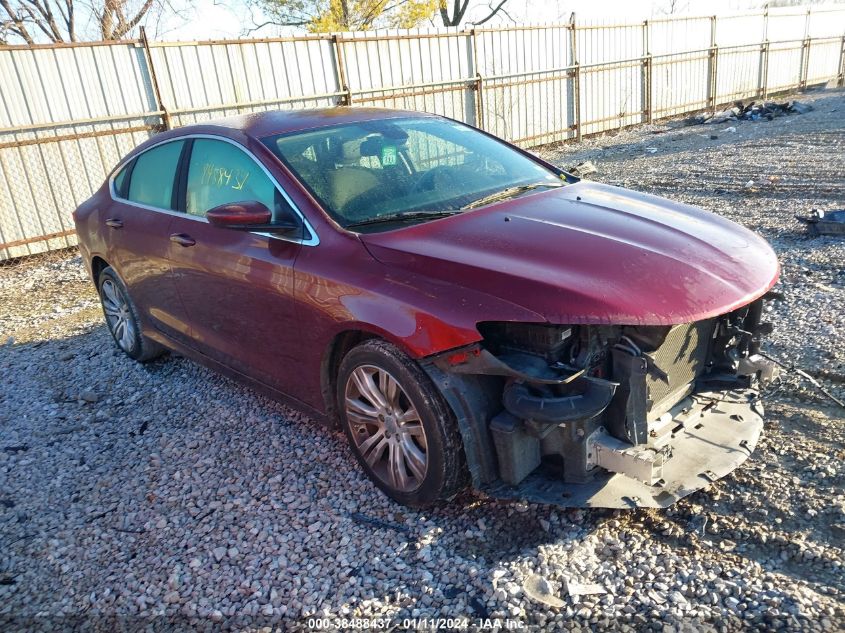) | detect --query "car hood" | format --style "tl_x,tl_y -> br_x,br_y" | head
360,181 -> 780,325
